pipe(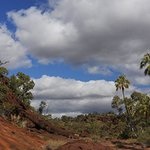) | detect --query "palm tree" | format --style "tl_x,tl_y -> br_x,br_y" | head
115,75 -> 130,121
140,53 -> 150,76
115,75 -> 130,100
115,75 -> 138,137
